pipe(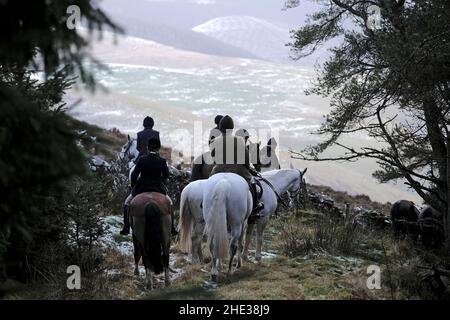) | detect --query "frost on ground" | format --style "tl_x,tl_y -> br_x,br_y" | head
247,250 -> 278,260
